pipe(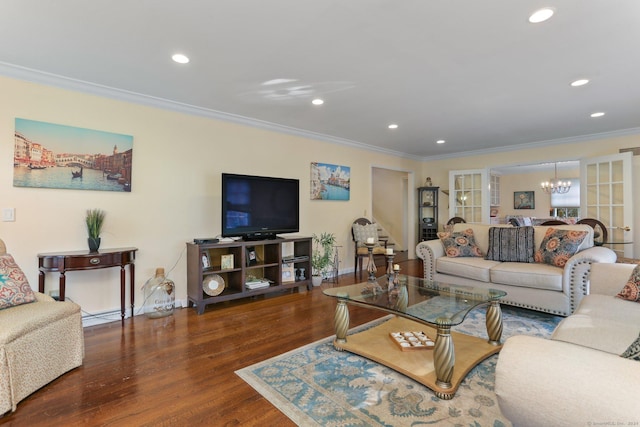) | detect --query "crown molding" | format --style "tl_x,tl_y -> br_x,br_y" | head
0,62 -> 422,161
420,127 -> 640,162
2,61 -> 637,164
